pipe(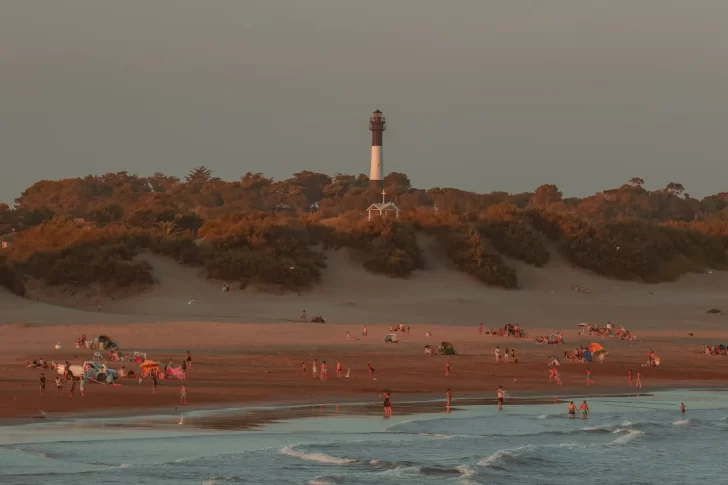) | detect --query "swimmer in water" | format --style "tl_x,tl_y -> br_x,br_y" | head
680,403 -> 686,414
